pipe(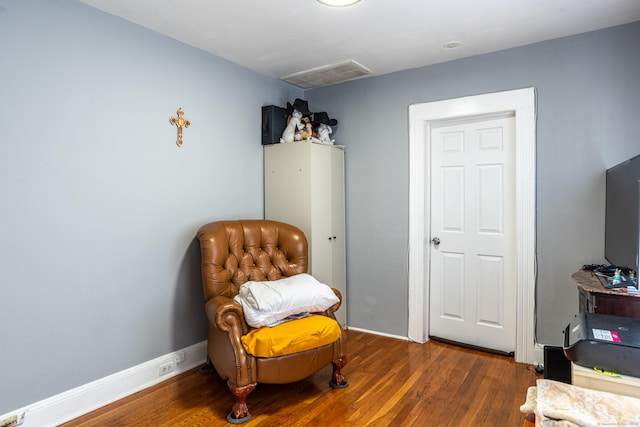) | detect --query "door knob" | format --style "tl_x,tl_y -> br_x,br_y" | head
431,237 -> 441,245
